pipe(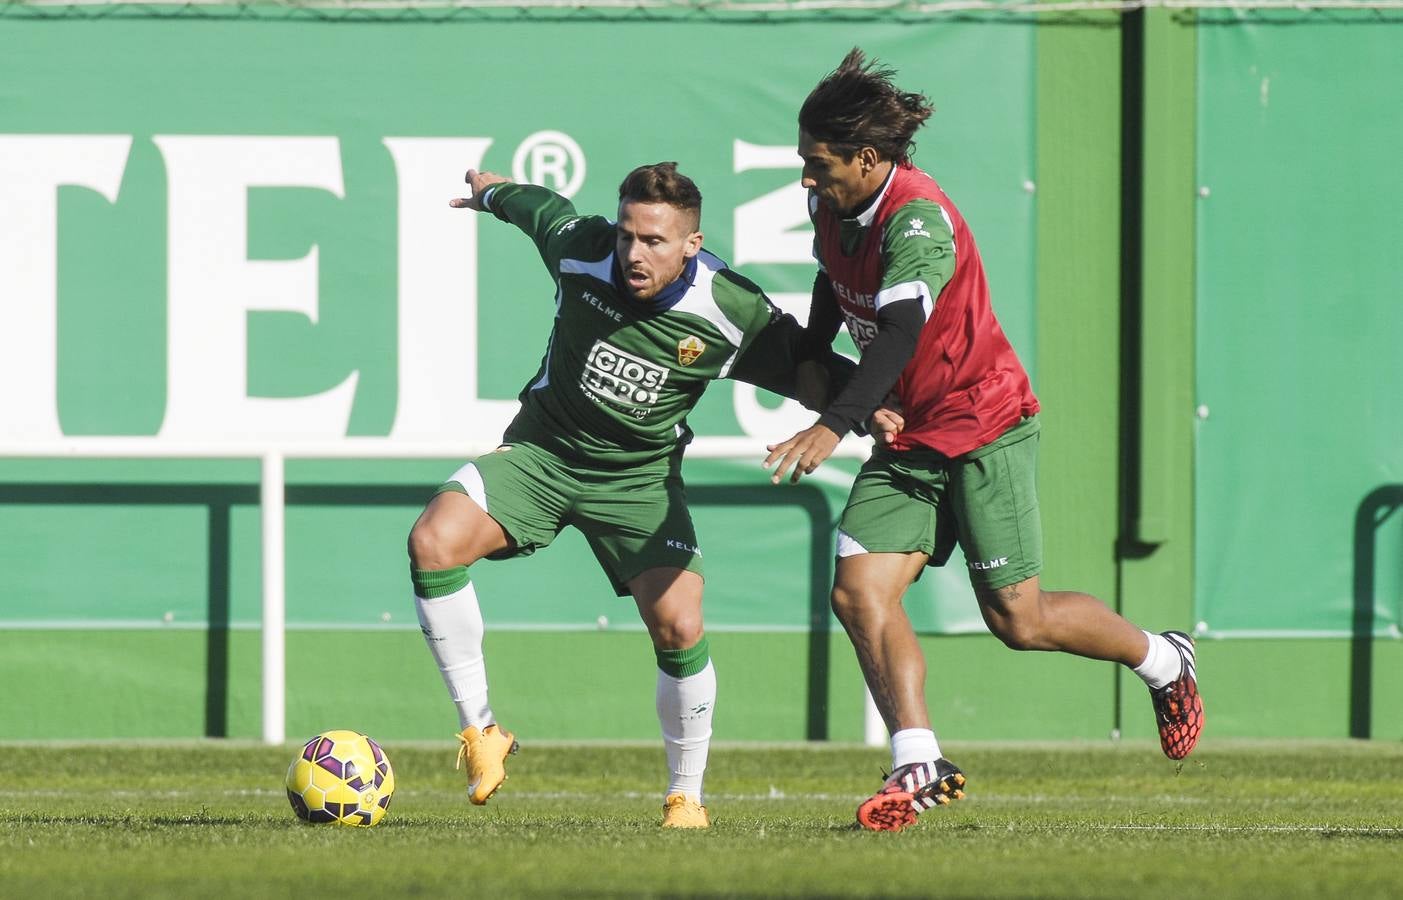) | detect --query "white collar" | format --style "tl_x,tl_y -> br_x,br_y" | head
850,163 -> 897,227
